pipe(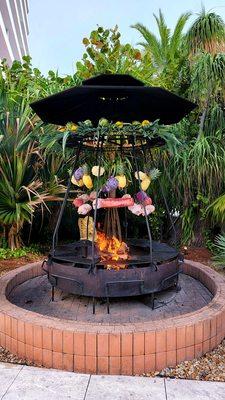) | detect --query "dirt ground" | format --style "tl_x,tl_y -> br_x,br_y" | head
0,254 -> 43,277
183,246 -> 213,266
